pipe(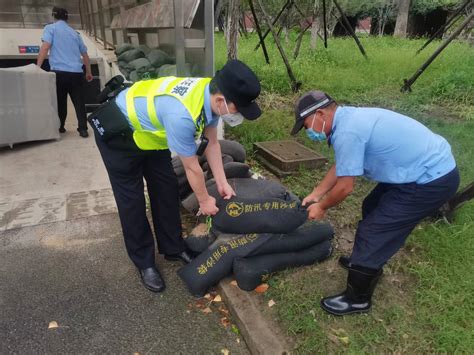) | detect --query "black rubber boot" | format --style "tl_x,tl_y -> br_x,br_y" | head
320,265 -> 382,316
338,255 -> 351,270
